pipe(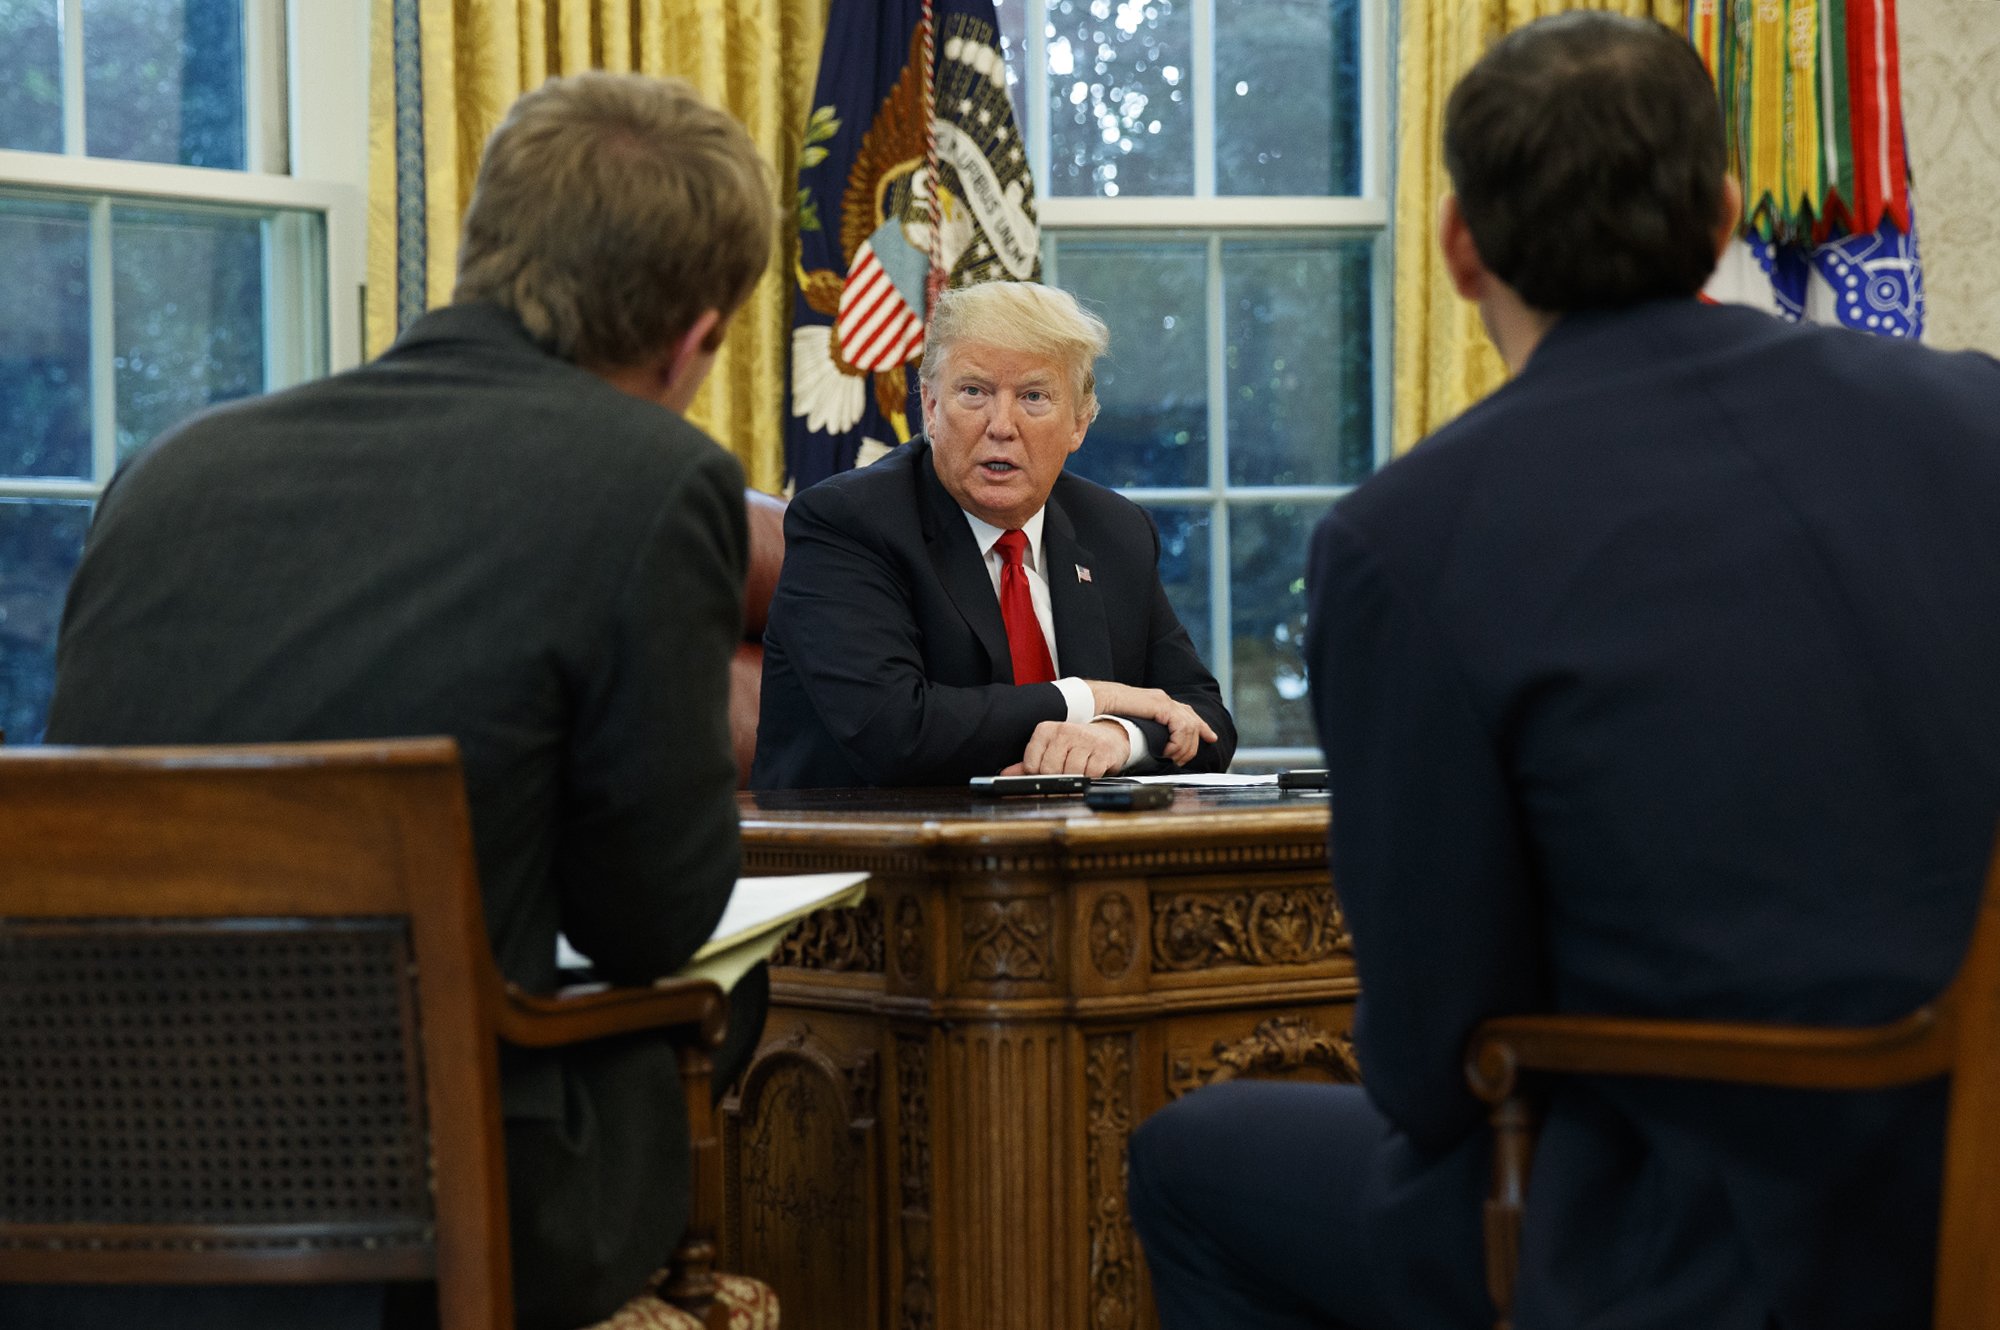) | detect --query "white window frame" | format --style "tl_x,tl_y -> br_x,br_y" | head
1018,0 -> 1393,766
0,0 -> 367,510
